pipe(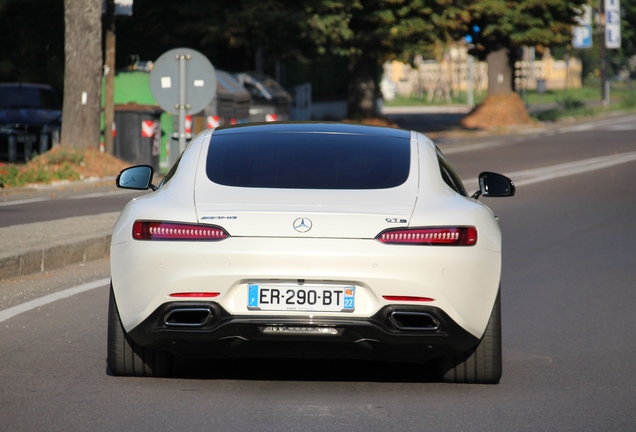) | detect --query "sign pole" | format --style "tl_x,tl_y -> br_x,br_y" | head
599,0 -> 608,106
177,54 -> 189,153
467,54 -> 474,107
603,0 -> 622,107
150,48 -> 216,163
